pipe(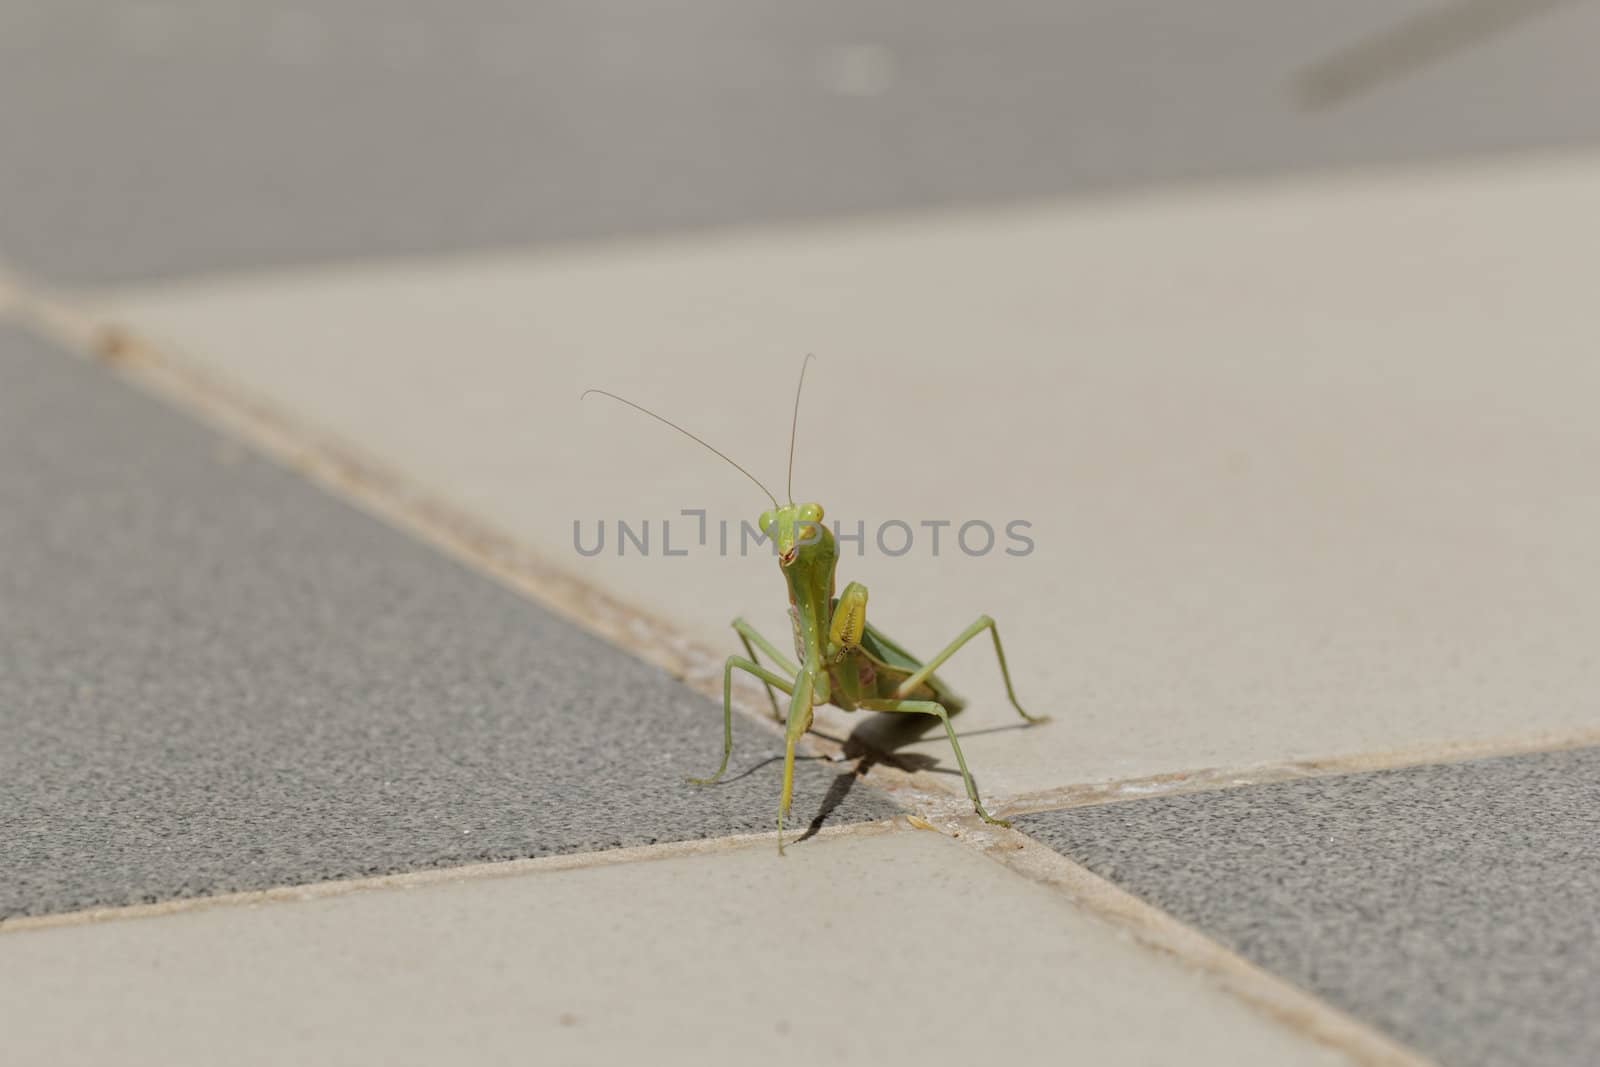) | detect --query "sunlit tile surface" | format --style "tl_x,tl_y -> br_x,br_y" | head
104,154 -> 1600,804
